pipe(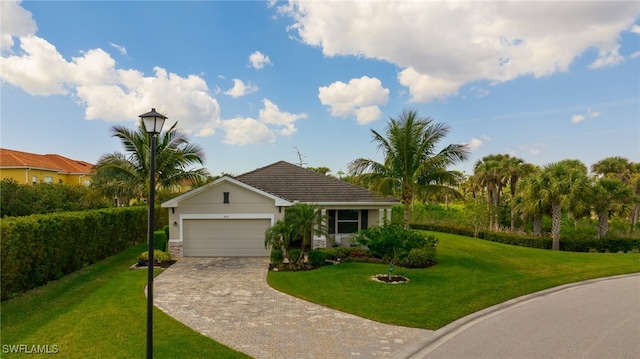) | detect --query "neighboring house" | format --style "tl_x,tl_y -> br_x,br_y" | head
0,148 -> 94,186
161,161 -> 399,258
